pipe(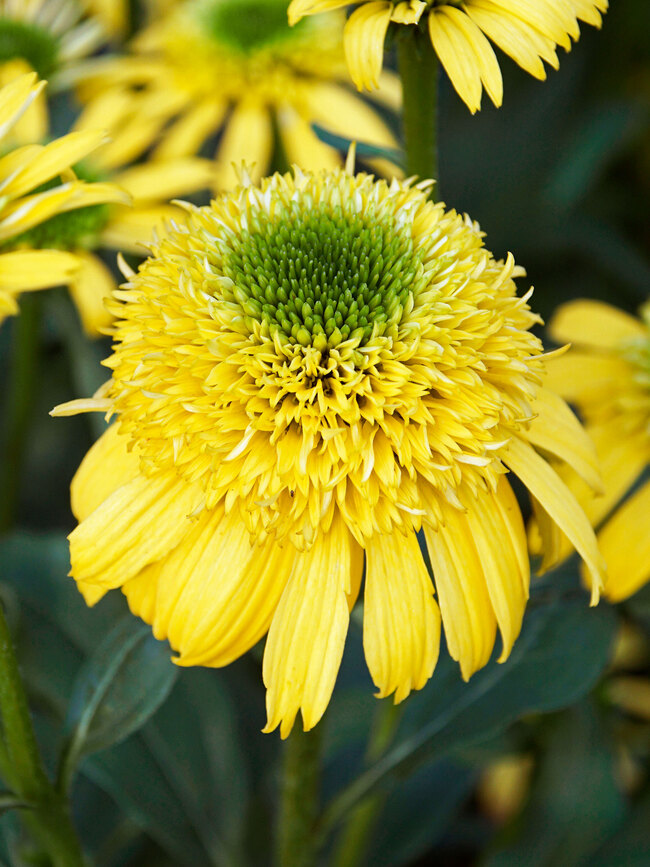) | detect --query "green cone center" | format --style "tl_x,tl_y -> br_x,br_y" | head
221,202 -> 425,348
0,18 -> 60,79
197,0 -> 308,52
